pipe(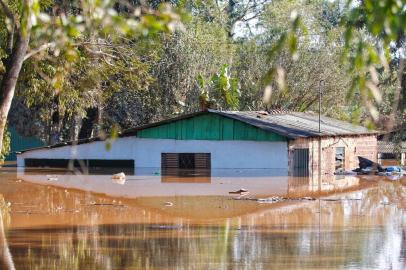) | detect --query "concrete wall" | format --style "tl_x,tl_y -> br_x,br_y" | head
17,137 -> 289,174
17,137 -> 136,166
